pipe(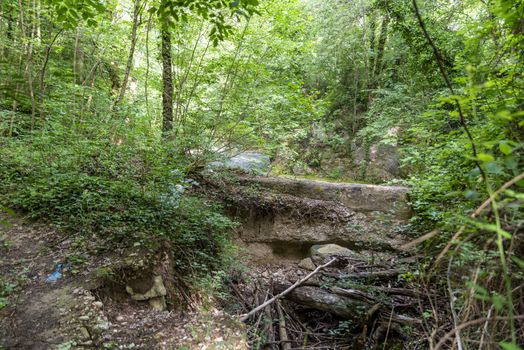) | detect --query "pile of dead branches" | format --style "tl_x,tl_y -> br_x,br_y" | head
228,256 -> 434,349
